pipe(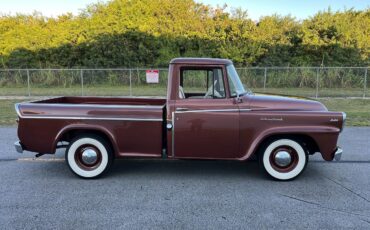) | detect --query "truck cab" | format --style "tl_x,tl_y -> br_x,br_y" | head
166,58 -> 244,159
